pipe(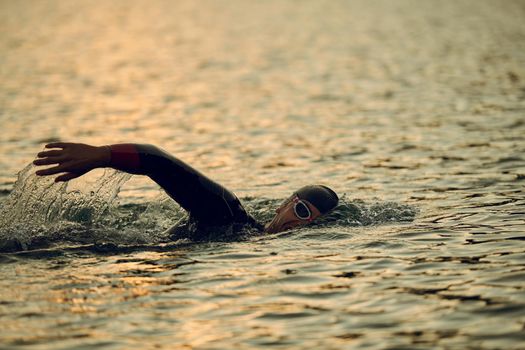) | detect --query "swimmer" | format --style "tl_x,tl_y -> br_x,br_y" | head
33,142 -> 338,234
